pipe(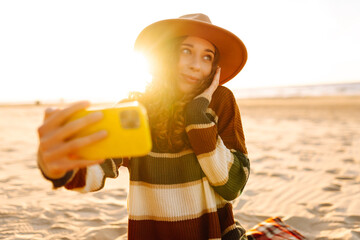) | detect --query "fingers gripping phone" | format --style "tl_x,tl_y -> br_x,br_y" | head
67,101 -> 152,160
